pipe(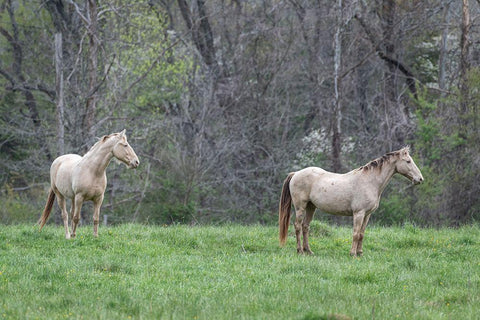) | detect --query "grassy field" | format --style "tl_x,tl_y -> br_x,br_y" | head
1,222 -> 479,320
